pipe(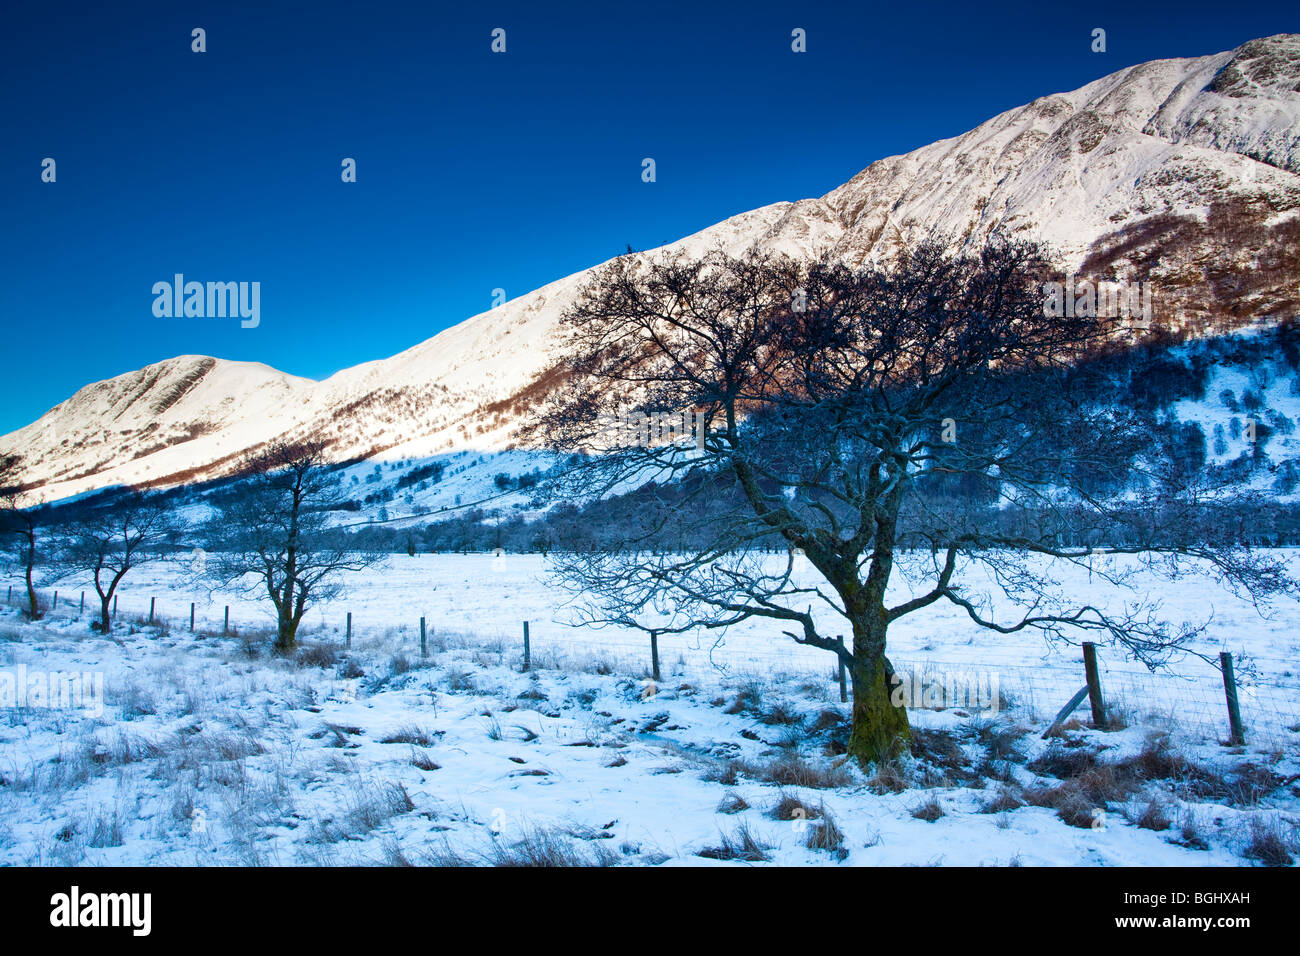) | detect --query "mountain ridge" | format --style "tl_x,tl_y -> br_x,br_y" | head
4,34 -> 1298,504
